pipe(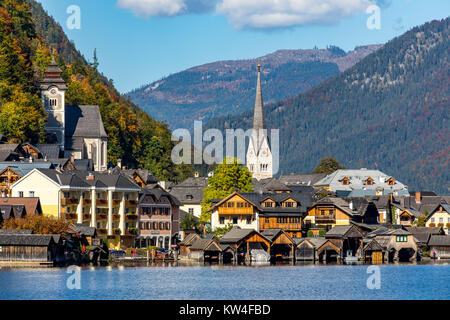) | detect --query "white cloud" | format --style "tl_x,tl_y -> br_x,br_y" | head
216,0 -> 375,29
117,0 -> 187,17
